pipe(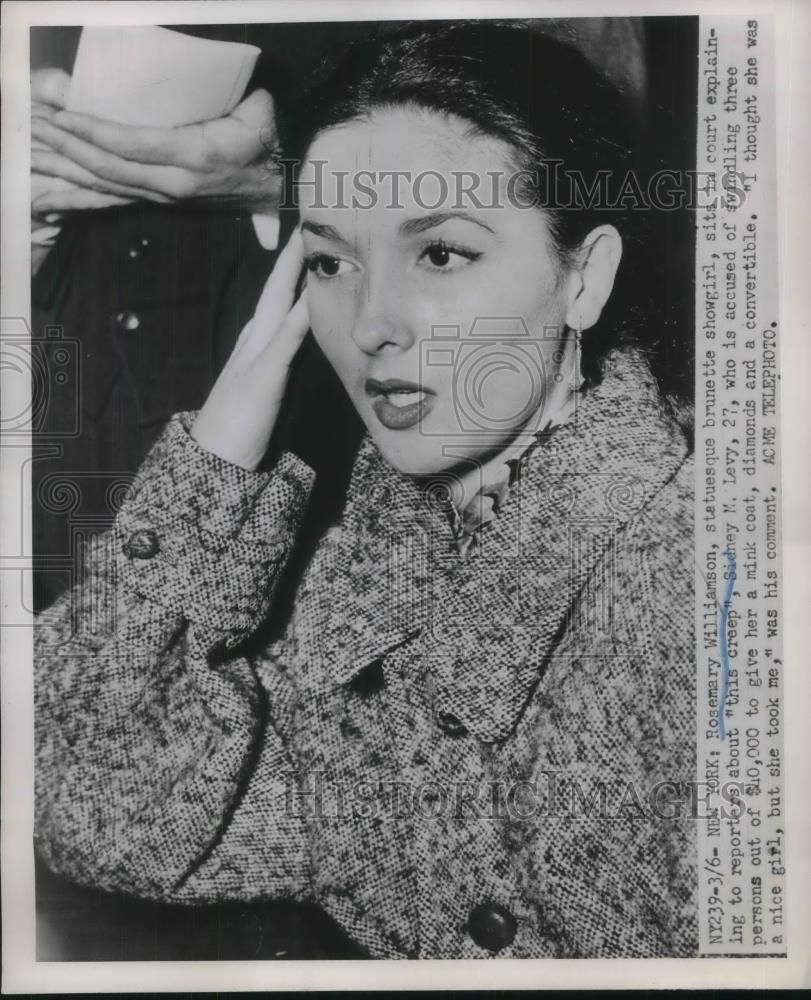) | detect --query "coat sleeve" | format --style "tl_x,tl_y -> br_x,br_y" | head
34,412 -> 315,902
